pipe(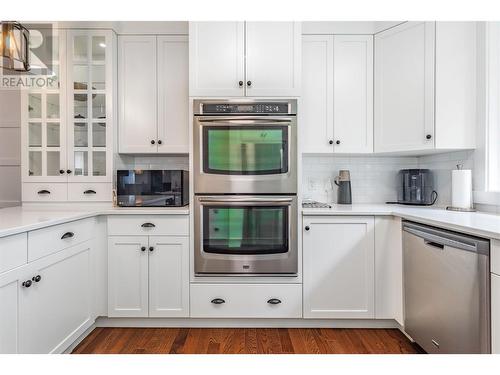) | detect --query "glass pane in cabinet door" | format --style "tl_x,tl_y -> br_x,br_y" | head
28,94 -> 41,118
92,94 -> 106,119
28,123 -> 42,147
92,123 -> 106,147
47,65 -> 60,89
74,94 -> 88,119
73,36 -> 88,61
46,94 -> 60,119
74,151 -> 88,176
92,36 -> 106,61
46,151 -> 61,176
46,123 -> 60,147
29,151 -> 42,176
91,65 -> 105,90
92,151 -> 106,176
74,123 -> 88,147
73,65 -> 89,90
